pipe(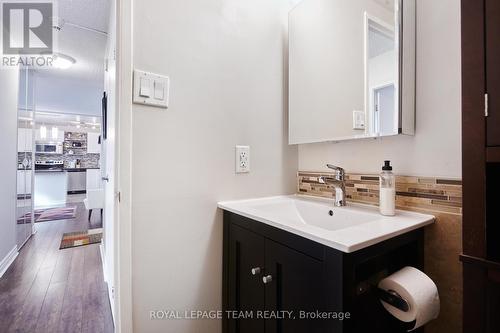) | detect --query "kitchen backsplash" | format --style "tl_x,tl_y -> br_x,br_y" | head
17,152 -> 32,170
34,153 -> 100,169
